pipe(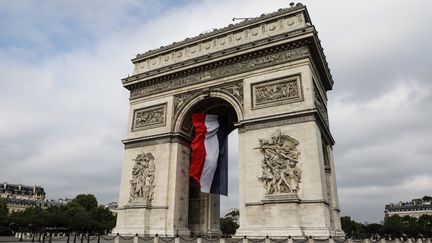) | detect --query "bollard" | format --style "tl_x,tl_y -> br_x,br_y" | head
114,233 -> 120,243
287,236 -> 293,243
67,233 -> 70,243
49,233 -> 53,243
97,234 -> 101,243
175,232 -> 180,243
155,234 -> 159,243
19,232 -> 23,242
243,235 -> 248,243
134,233 -> 139,243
